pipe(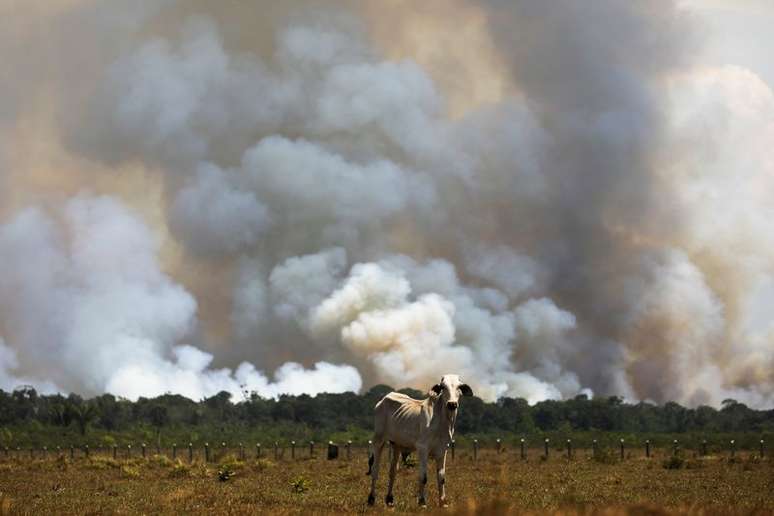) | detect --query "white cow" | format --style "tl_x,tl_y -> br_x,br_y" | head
366,374 -> 473,507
